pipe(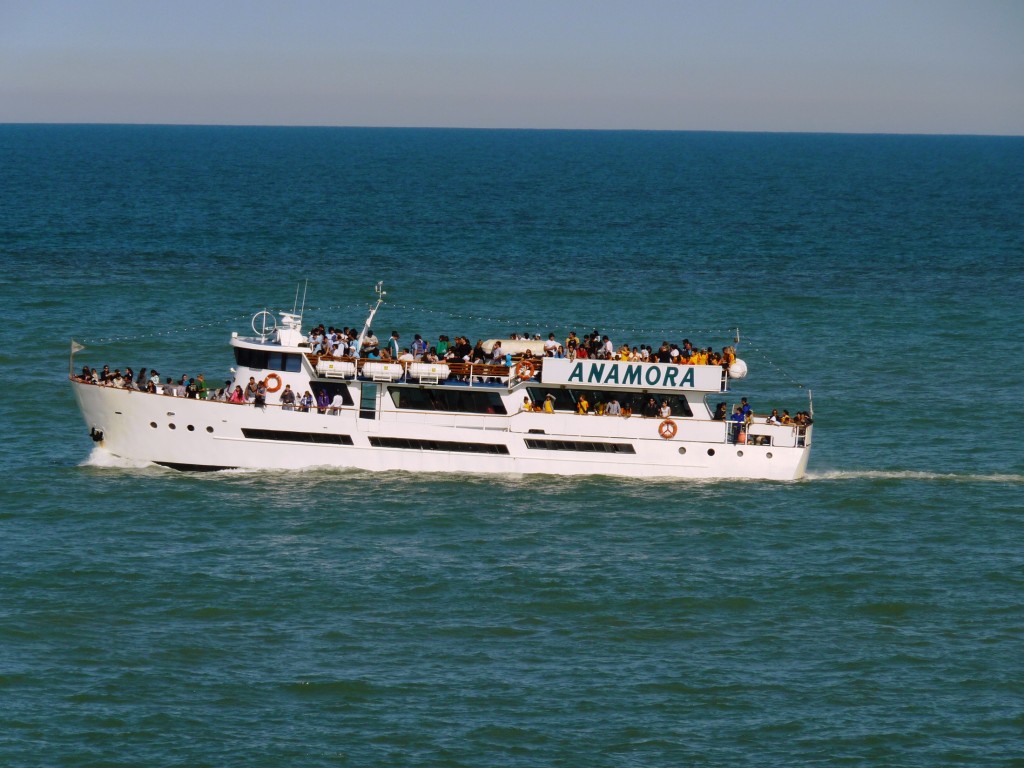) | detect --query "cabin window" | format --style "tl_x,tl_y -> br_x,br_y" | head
526,387 -> 693,417
388,387 -> 508,415
369,436 -> 509,454
315,383 -> 353,405
242,429 -> 354,445
524,439 -> 636,454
